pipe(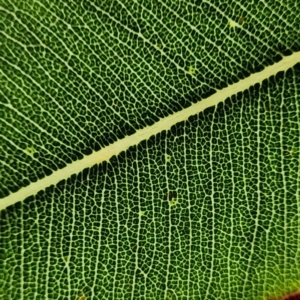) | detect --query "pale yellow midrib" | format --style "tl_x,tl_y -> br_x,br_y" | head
1,52 -> 300,211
